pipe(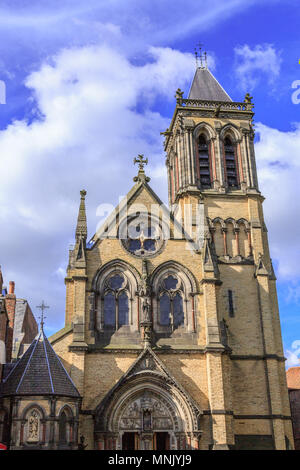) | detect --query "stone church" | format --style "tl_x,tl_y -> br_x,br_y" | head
0,63 -> 294,450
